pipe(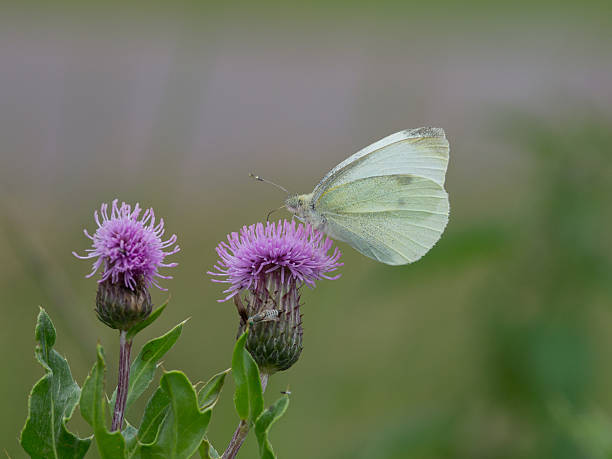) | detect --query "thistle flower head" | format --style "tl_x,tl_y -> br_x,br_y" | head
209,220 -> 342,373
73,199 -> 179,291
208,219 -> 342,301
